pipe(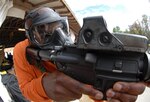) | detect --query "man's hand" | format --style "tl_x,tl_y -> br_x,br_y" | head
106,82 -> 146,102
144,82 -> 150,87
42,71 -> 103,101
